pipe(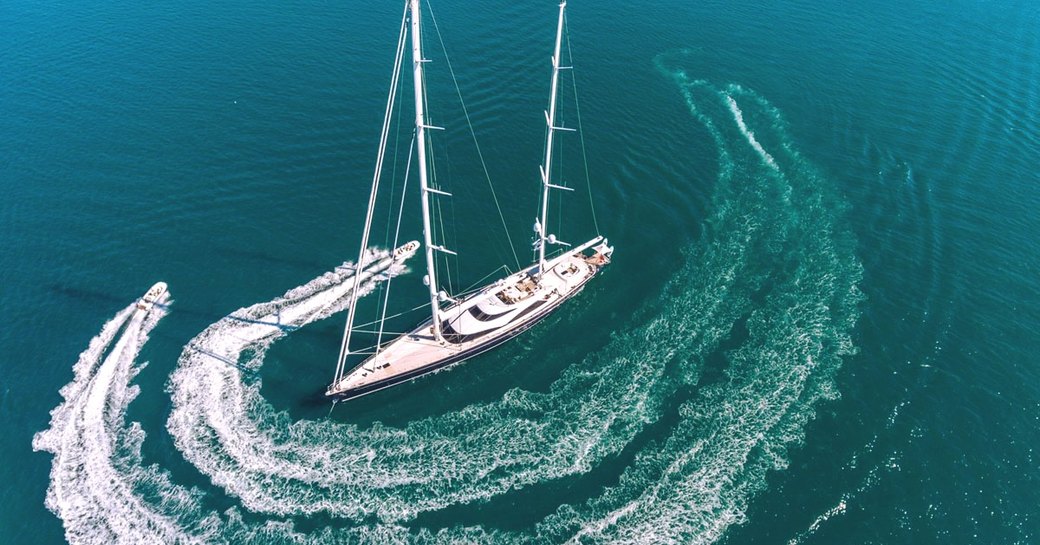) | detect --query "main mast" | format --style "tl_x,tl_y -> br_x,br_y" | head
536,0 -> 570,275
411,0 -> 445,342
